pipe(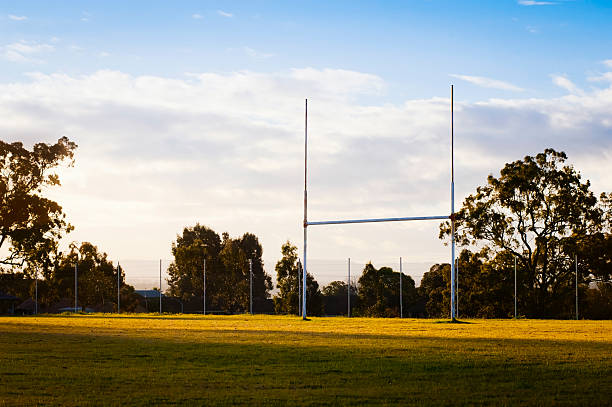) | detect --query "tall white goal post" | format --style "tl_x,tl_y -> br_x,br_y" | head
302,86 -> 457,321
